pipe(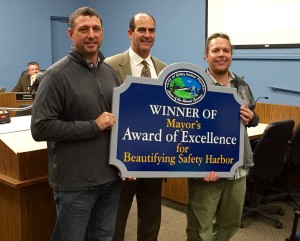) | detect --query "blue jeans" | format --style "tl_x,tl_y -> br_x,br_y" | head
51,180 -> 121,241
